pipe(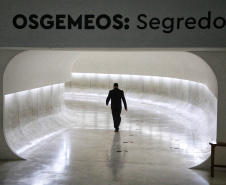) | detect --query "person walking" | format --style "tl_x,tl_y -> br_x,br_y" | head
106,83 -> 128,132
